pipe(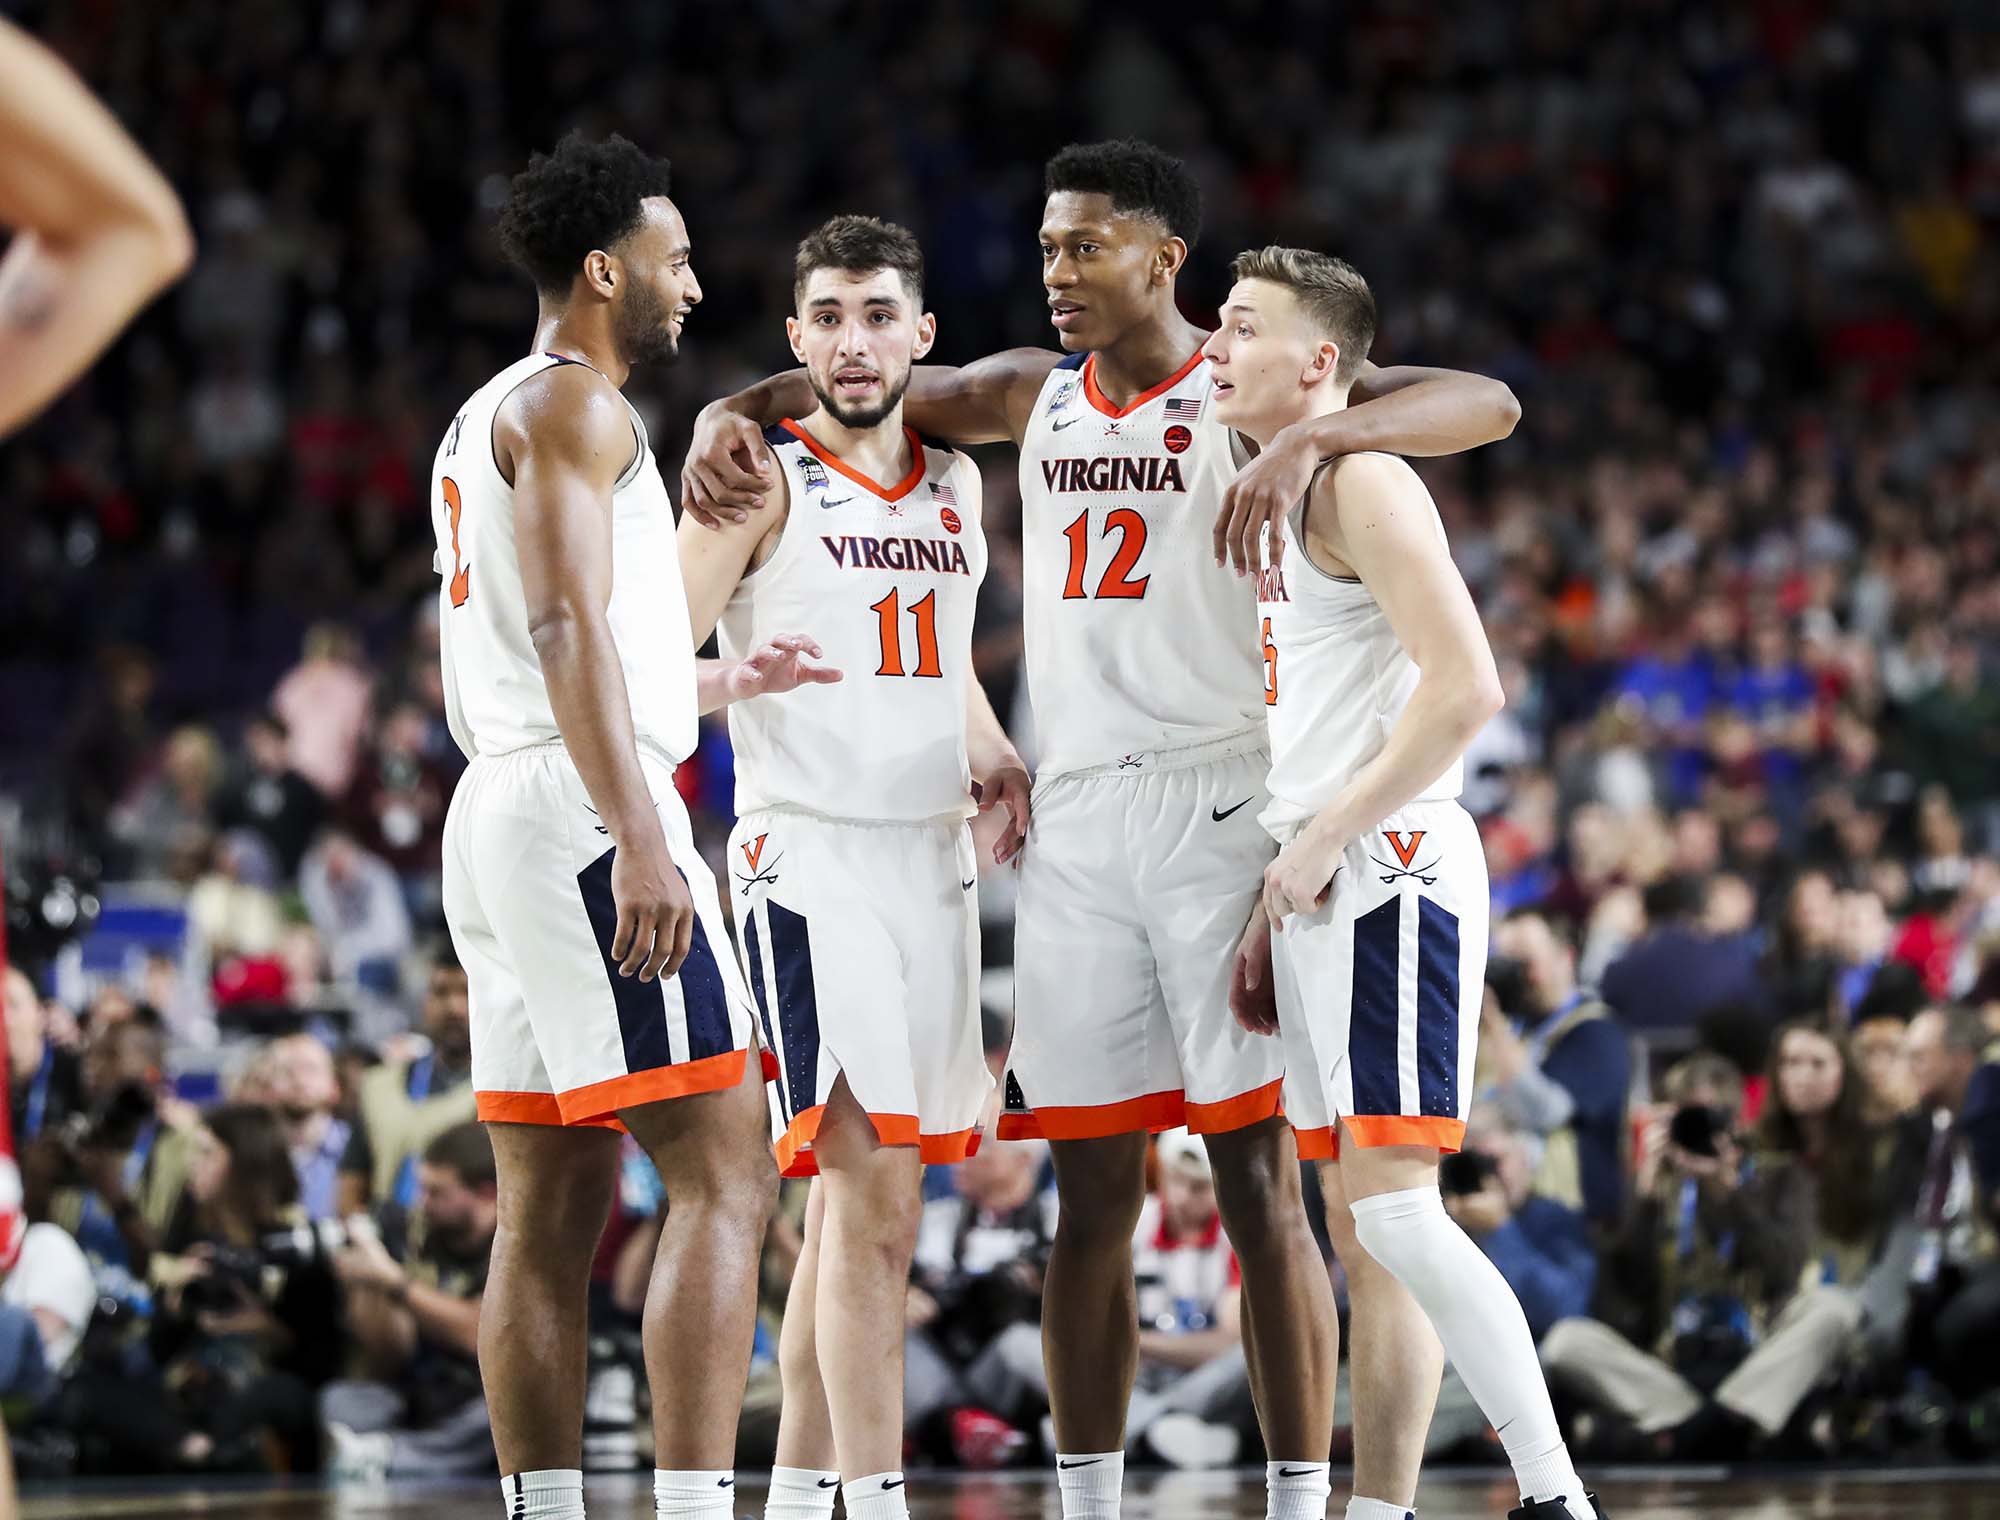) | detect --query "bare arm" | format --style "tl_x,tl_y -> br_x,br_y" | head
678,349 -> 1058,527
0,17 -> 194,438
506,370 -> 692,981
1214,361 -> 1522,574
1263,454 -> 1504,922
